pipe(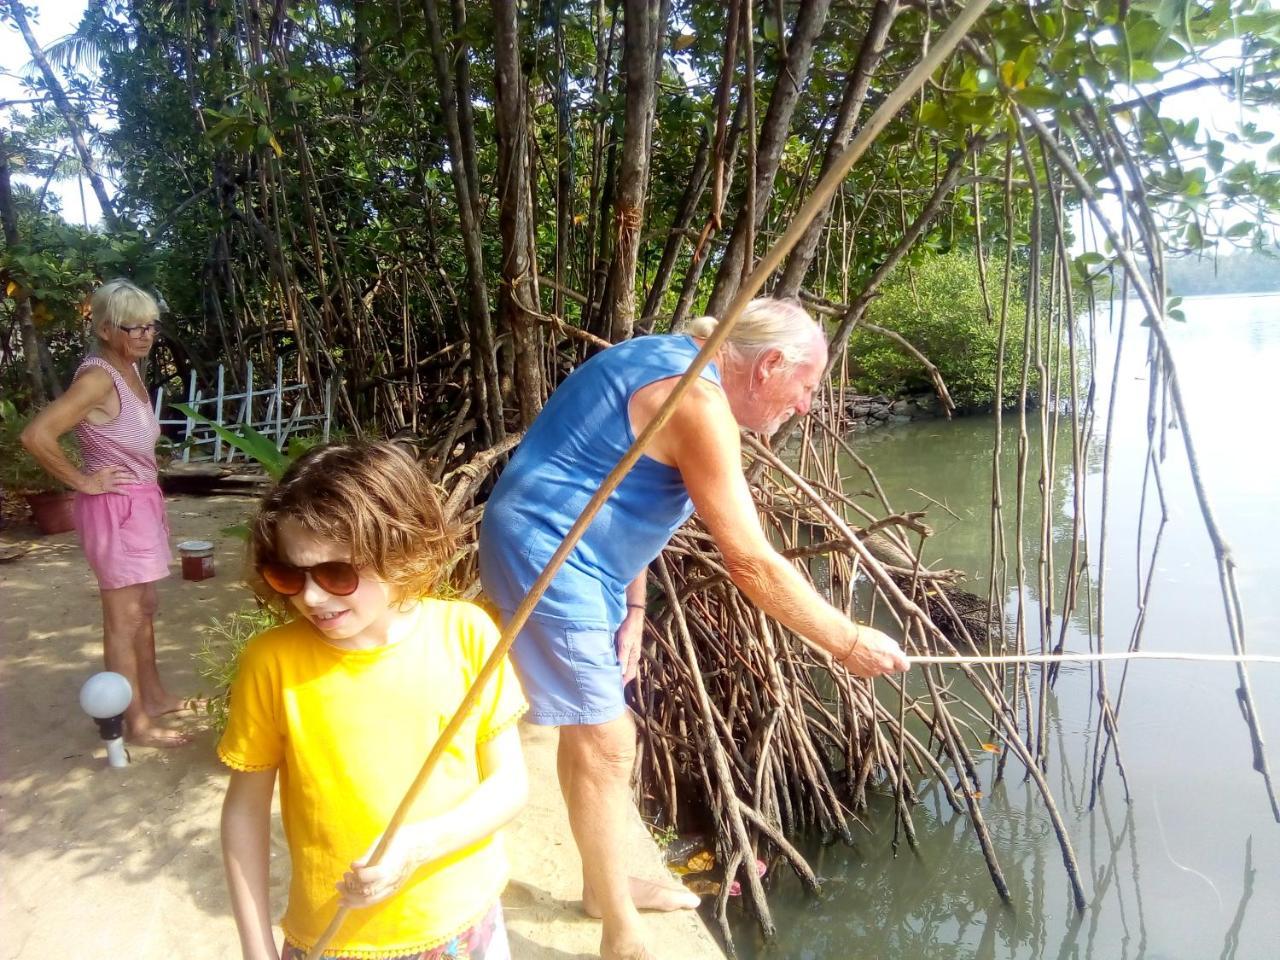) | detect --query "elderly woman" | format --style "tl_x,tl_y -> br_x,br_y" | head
21,279 -> 191,747
478,297 -> 909,960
